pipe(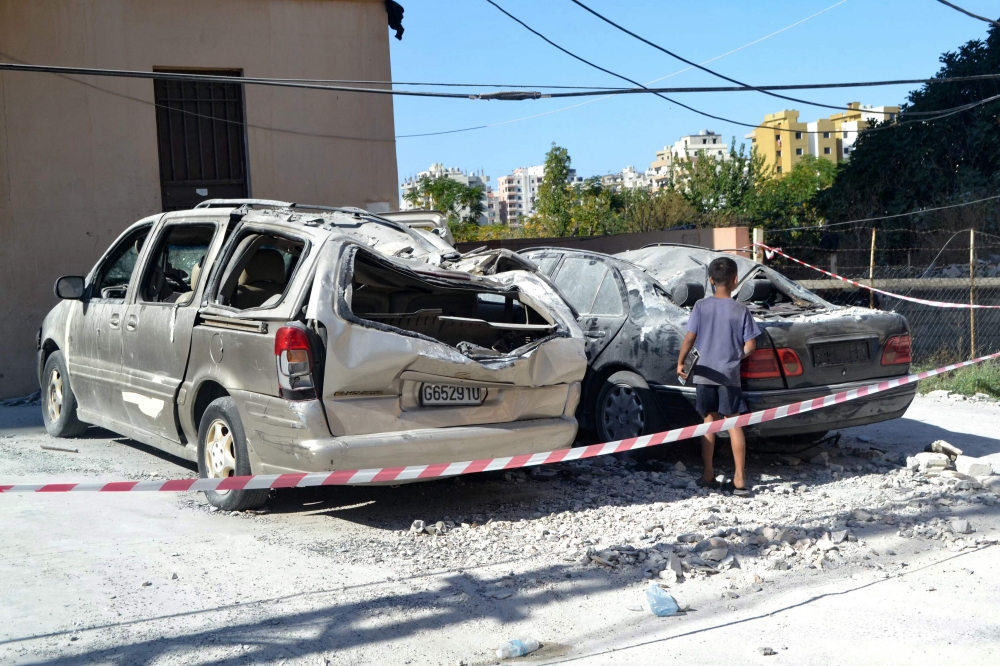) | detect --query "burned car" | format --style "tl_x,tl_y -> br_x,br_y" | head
519,244 -> 915,446
37,201 -> 586,509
